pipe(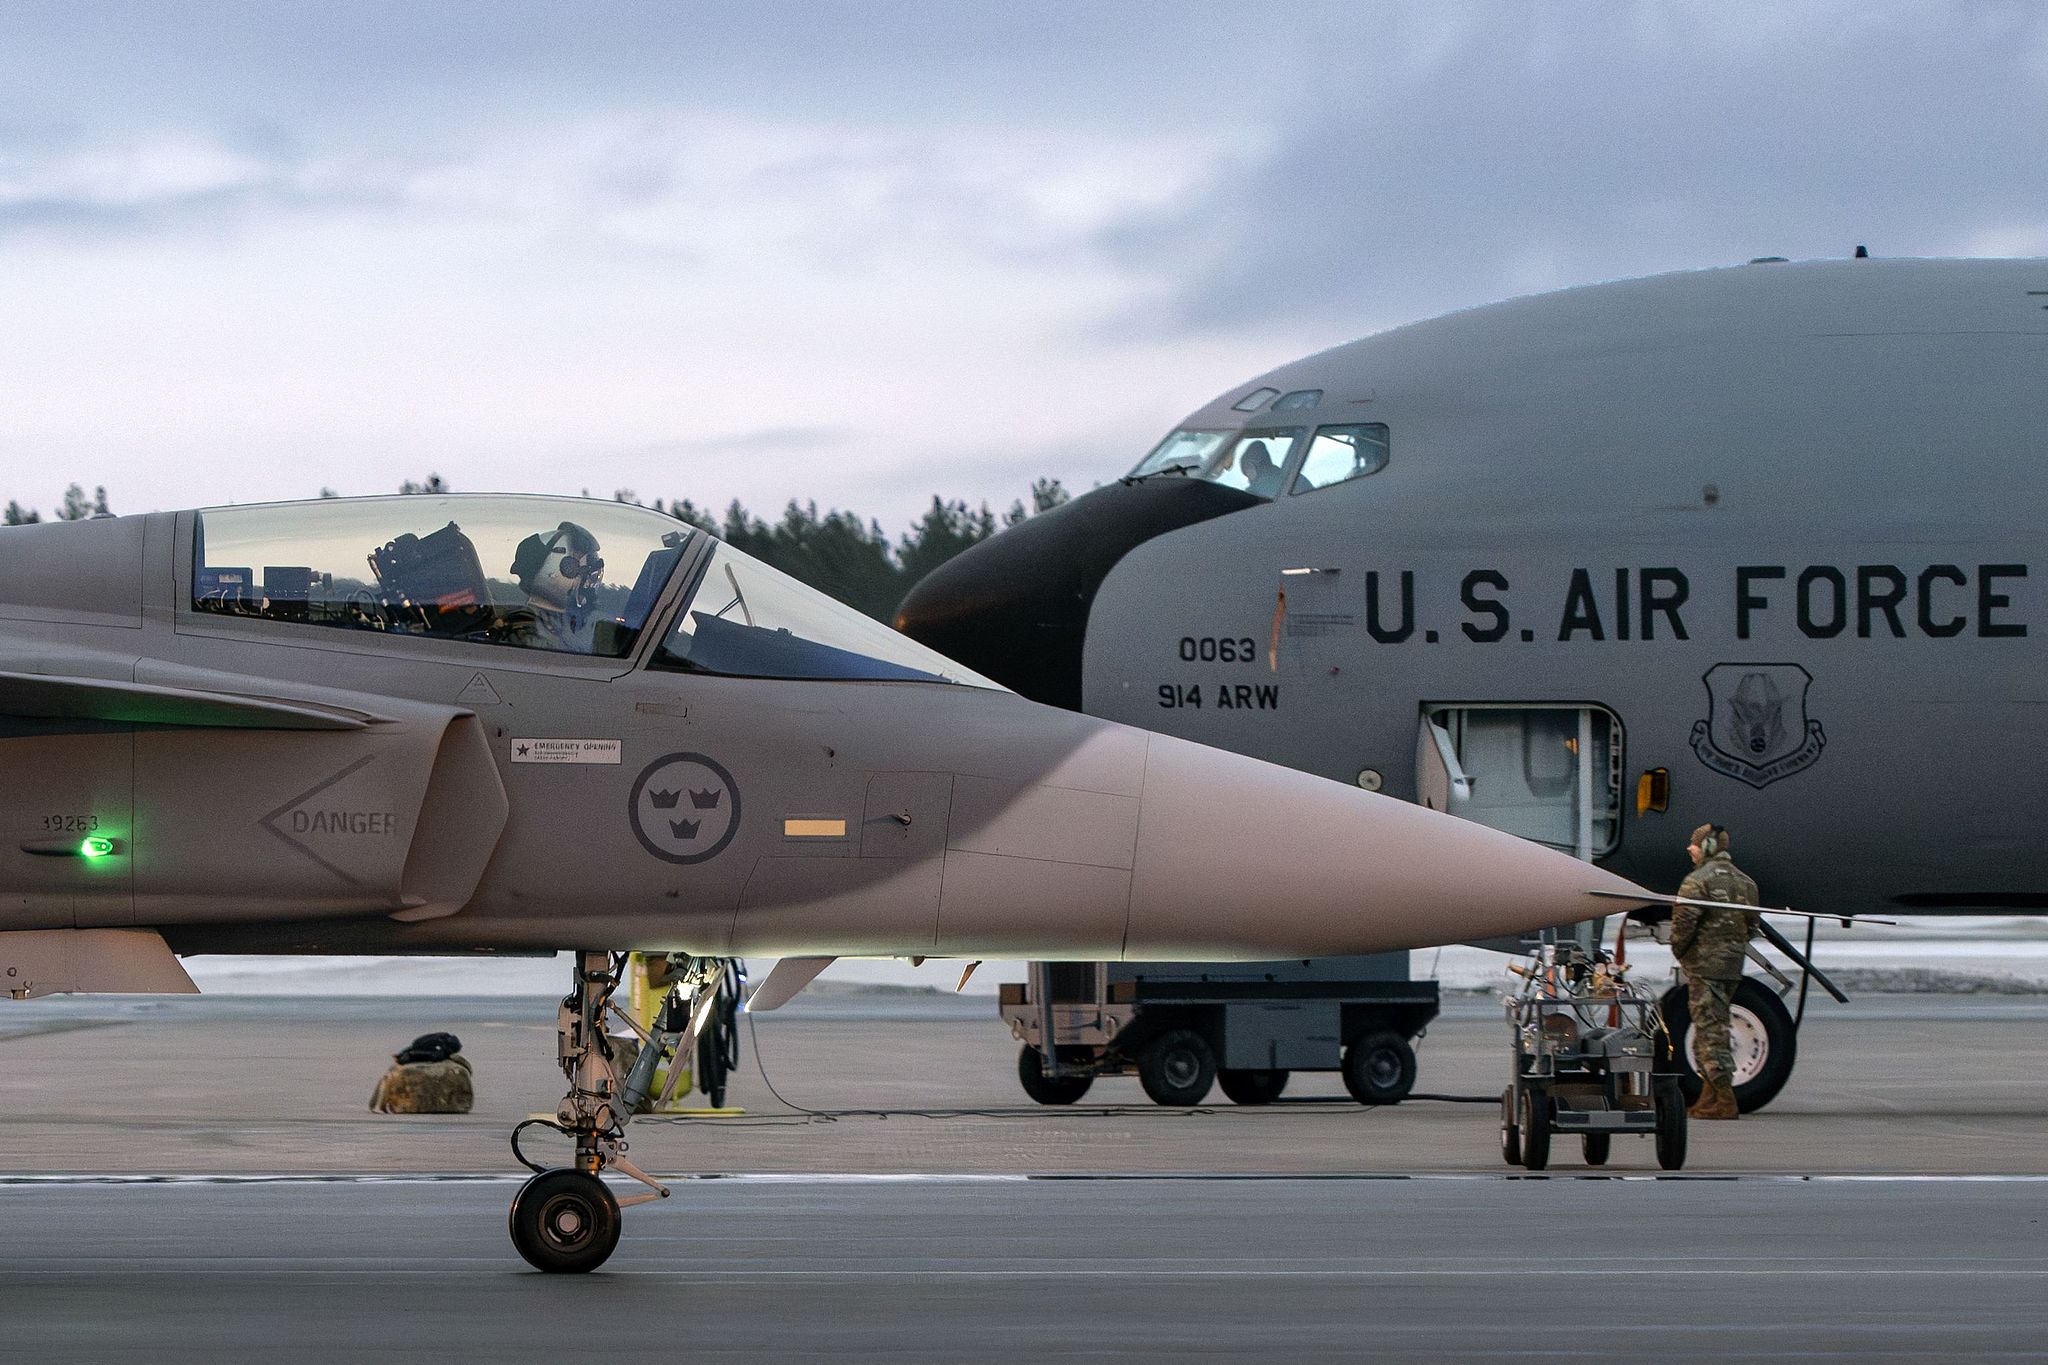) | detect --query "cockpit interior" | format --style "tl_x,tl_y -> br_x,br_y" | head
191,495 -> 997,687
1124,420 -> 1389,498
